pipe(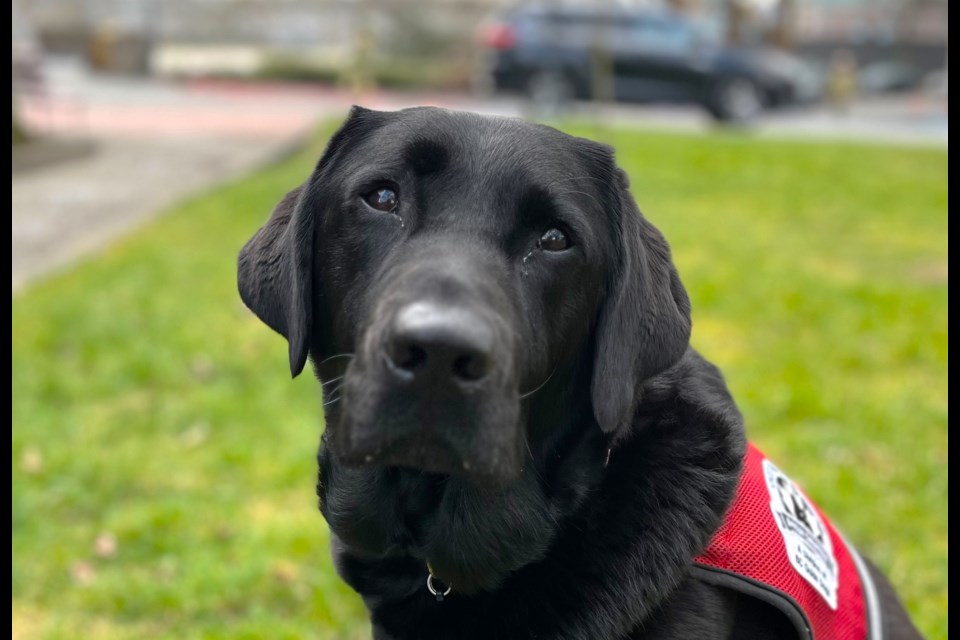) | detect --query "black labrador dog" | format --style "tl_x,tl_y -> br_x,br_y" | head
238,107 -> 922,639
